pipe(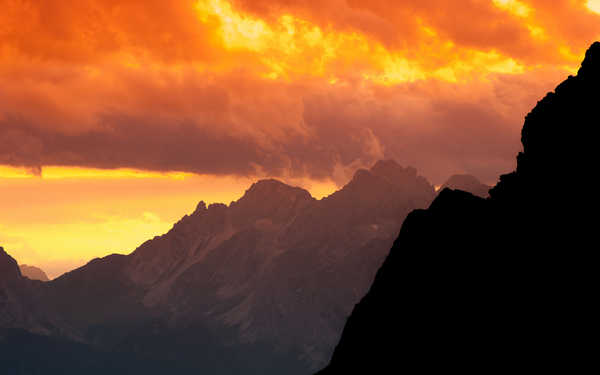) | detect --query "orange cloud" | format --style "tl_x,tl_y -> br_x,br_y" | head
1,0 -> 598,183
231,0 -> 599,63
